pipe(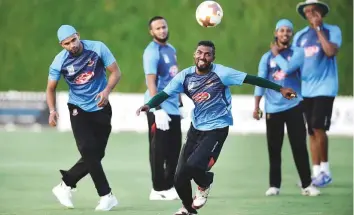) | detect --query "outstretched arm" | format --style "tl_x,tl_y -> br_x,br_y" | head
244,74 -> 296,99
